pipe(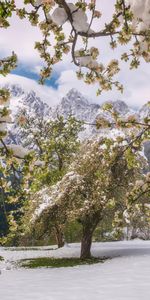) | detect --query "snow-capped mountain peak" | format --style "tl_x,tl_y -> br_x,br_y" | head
1,84 -> 149,149
53,88 -> 100,122
2,84 -> 51,119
